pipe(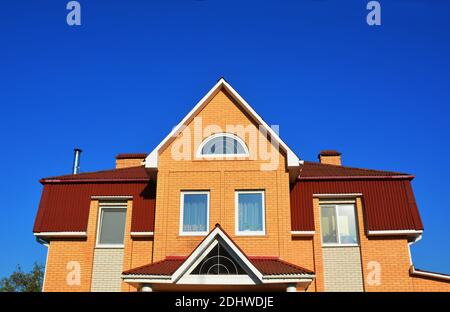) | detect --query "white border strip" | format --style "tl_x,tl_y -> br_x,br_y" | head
145,78 -> 302,168
91,196 -> 133,200
131,232 -> 154,237
34,231 -> 87,237
291,231 -> 315,236
313,193 -> 363,198
367,230 -> 423,236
